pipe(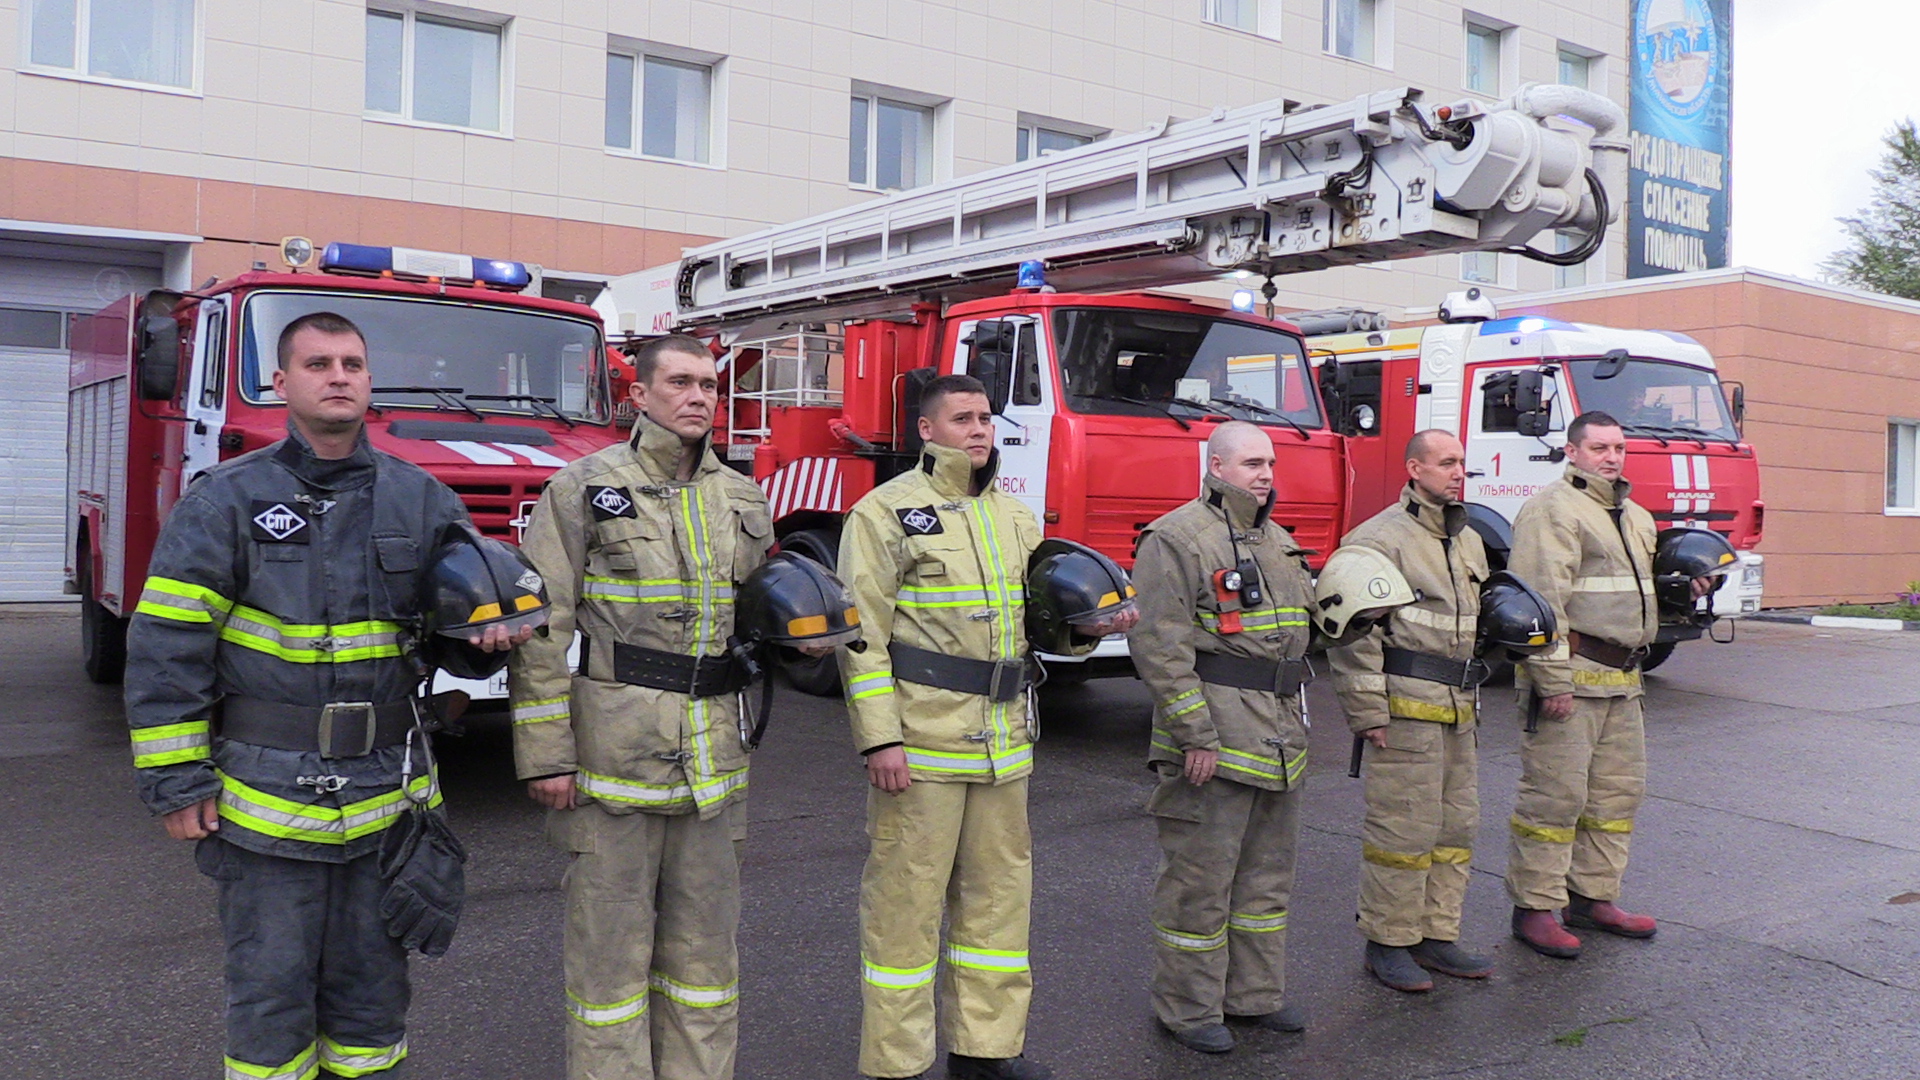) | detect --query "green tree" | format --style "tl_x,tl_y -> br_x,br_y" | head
1826,119 -> 1920,299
